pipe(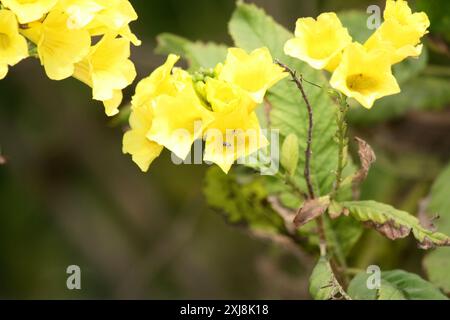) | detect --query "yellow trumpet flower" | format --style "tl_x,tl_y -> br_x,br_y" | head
0,9 -> 28,79
330,43 -> 400,109
218,47 -> 287,104
284,12 -> 352,71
